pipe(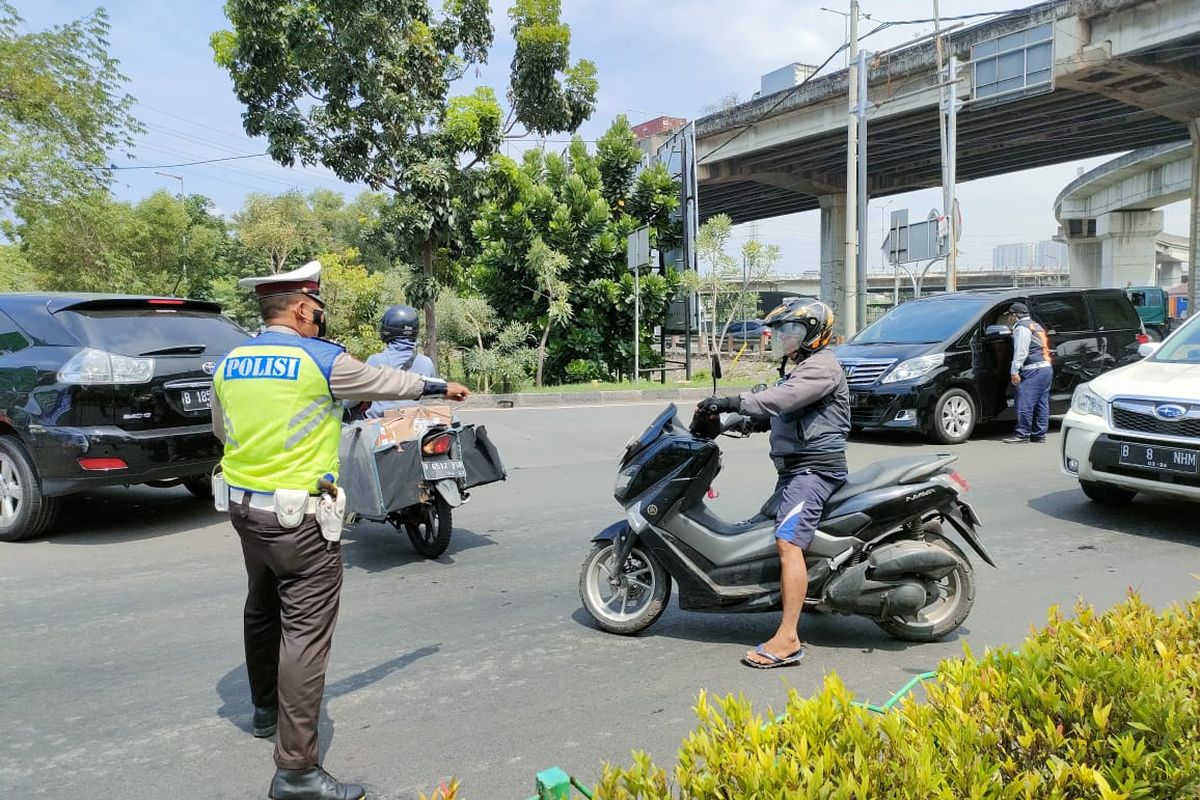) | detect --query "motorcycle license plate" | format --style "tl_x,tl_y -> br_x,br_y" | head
1118,443 -> 1199,475
180,388 -> 212,412
423,459 -> 466,480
